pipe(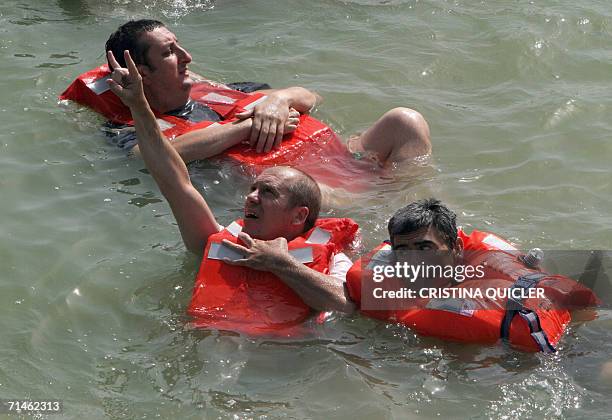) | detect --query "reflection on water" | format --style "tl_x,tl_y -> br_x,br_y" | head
55,0 -> 216,21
